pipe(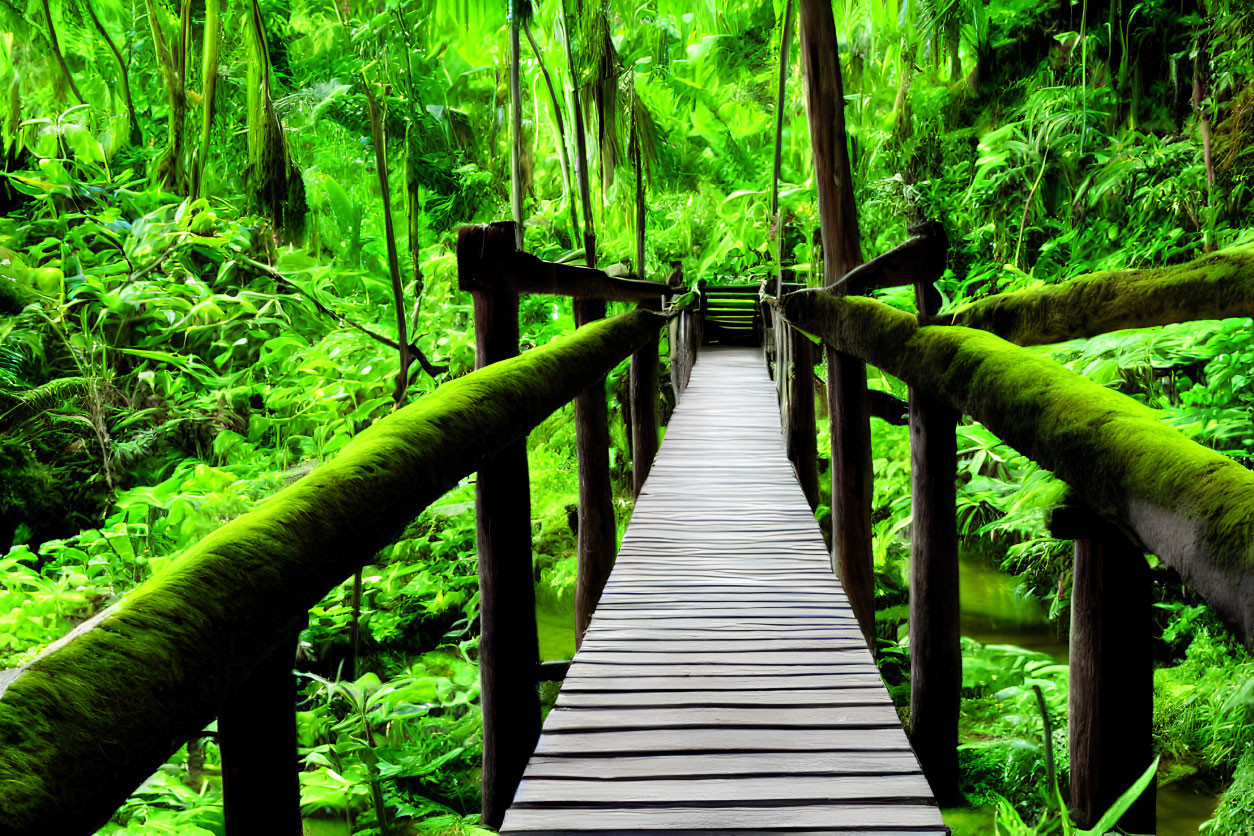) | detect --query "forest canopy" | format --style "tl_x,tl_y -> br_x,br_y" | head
2,0 -> 1254,833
